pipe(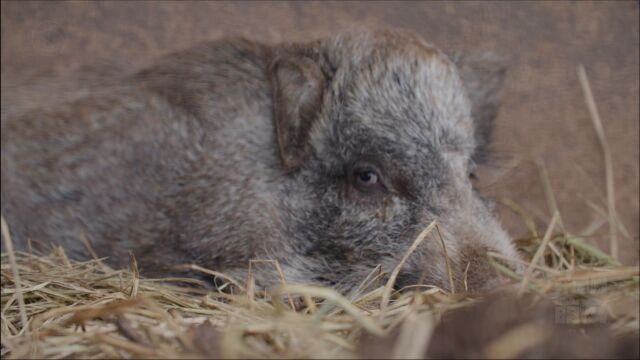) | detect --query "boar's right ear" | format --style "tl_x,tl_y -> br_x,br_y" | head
452,52 -> 508,163
269,47 -> 328,171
